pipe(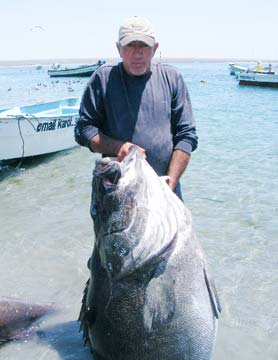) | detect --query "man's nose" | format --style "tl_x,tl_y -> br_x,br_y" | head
133,45 -> 143,54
